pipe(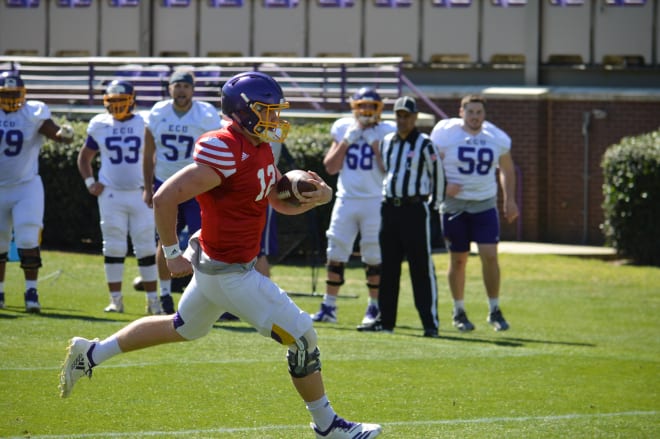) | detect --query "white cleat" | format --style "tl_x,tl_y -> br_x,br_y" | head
312,416 -> 382,438
146,297 -> 163,315
59,337 -> 97,398
104,296 -> 124,313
